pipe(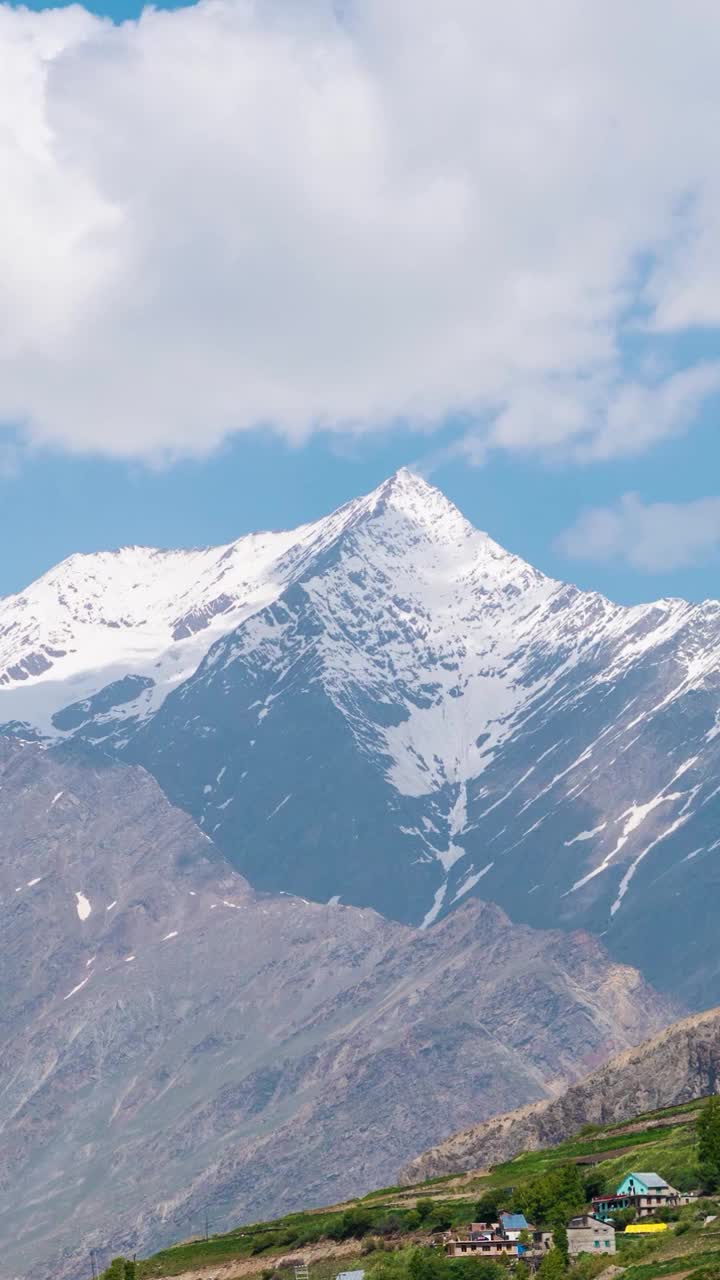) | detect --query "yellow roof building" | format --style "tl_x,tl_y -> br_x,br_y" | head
625,1223 -> 669,1234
